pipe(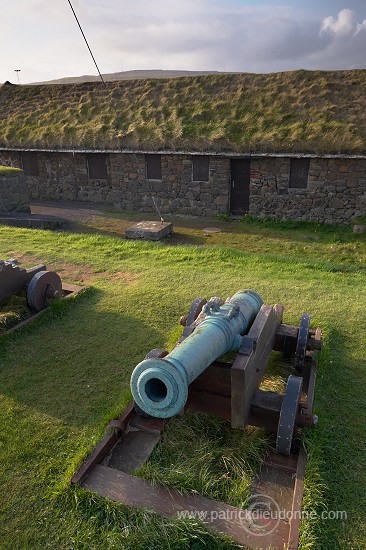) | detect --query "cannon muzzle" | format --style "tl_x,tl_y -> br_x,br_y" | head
130,289 -> 263,418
